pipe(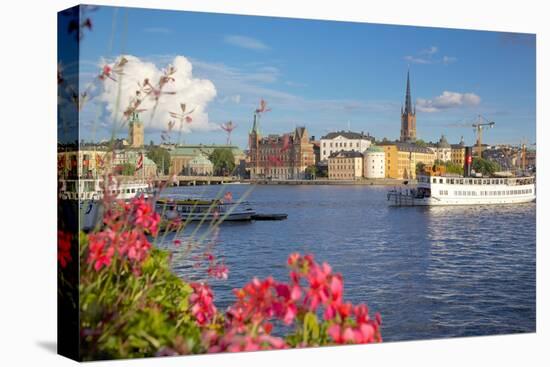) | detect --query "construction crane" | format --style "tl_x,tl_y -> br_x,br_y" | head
472,115 -> 495,158
443,115 -> 496,158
